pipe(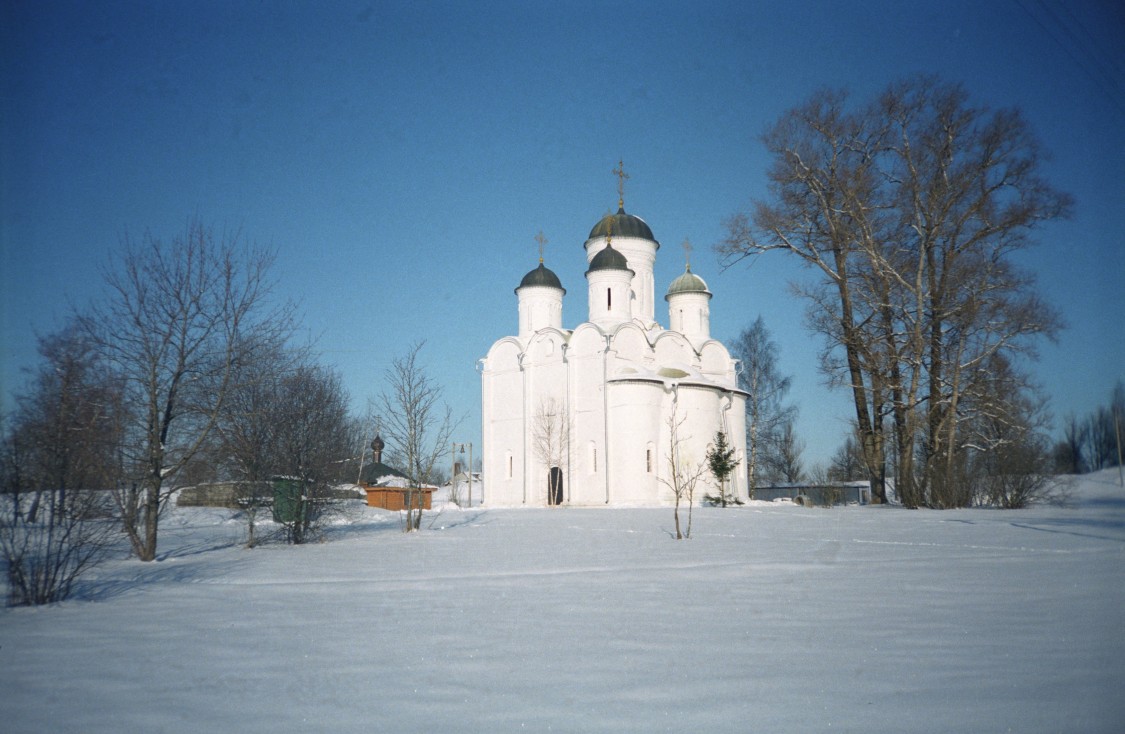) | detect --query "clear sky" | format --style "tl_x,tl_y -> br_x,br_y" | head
2,0 -> 1122,469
